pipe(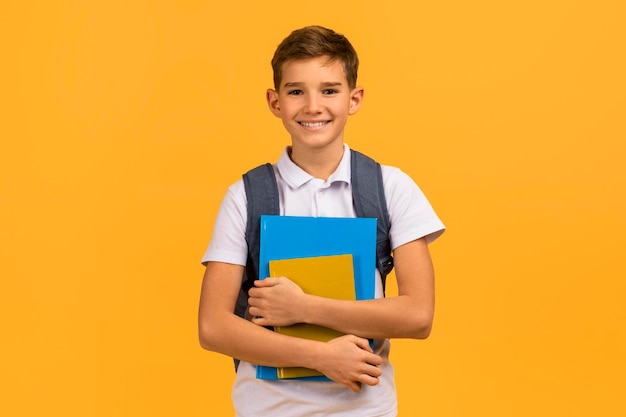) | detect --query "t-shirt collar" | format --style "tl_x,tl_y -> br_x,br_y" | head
276,144 -> 352,189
